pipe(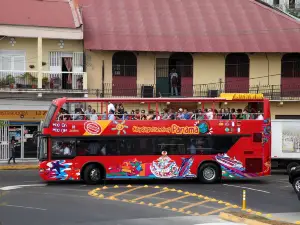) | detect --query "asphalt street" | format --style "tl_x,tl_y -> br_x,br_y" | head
0,169 -> 299,225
